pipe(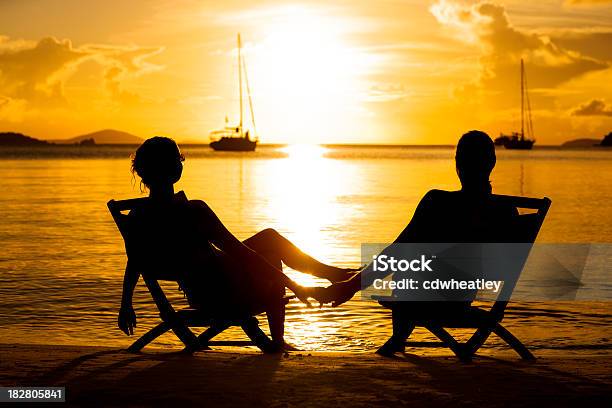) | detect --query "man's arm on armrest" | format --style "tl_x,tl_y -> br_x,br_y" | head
357,190 -> 437,288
